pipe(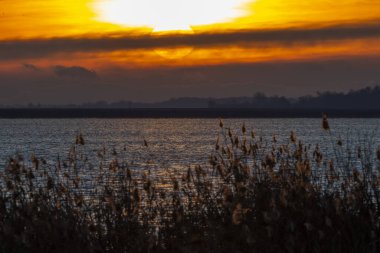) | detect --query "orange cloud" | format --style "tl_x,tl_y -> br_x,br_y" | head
1,0 -> 380,70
